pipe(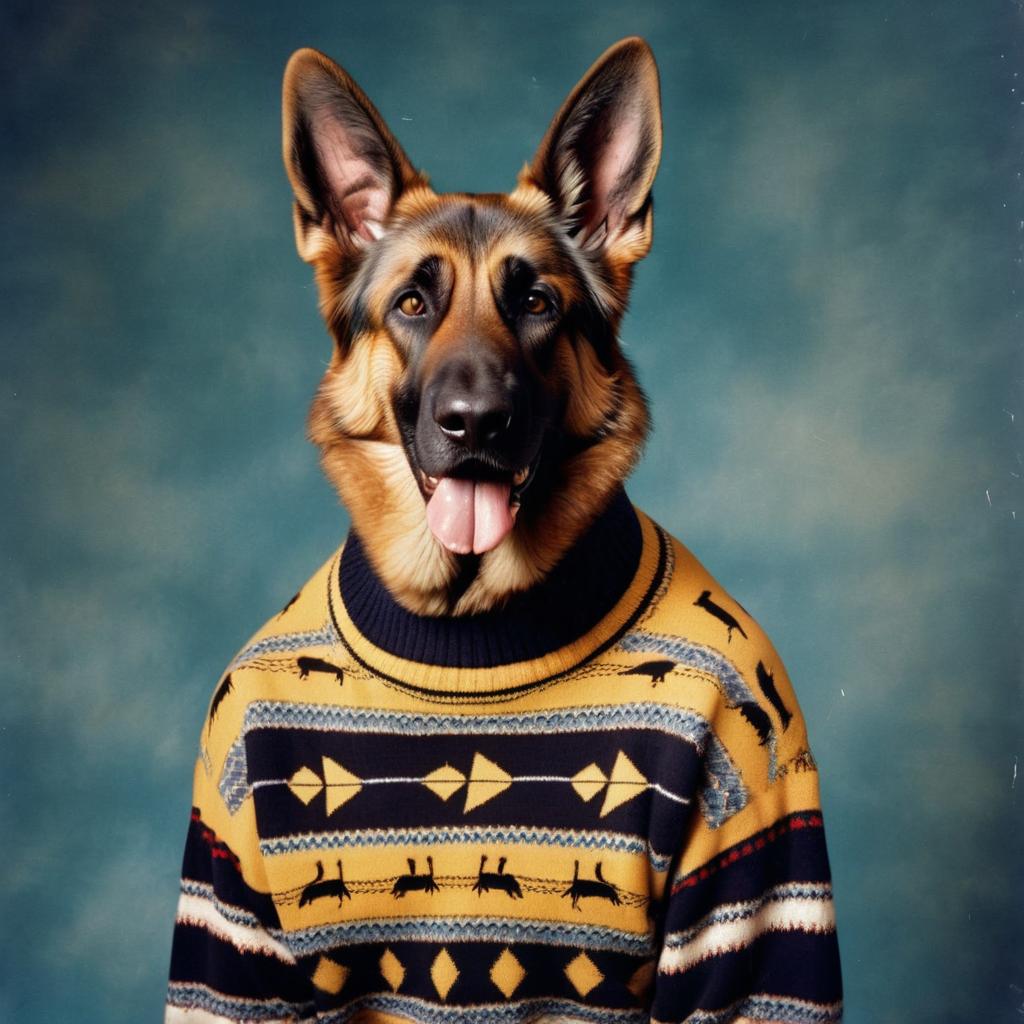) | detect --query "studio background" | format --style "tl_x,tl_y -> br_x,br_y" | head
2,1 -> 1020,1021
